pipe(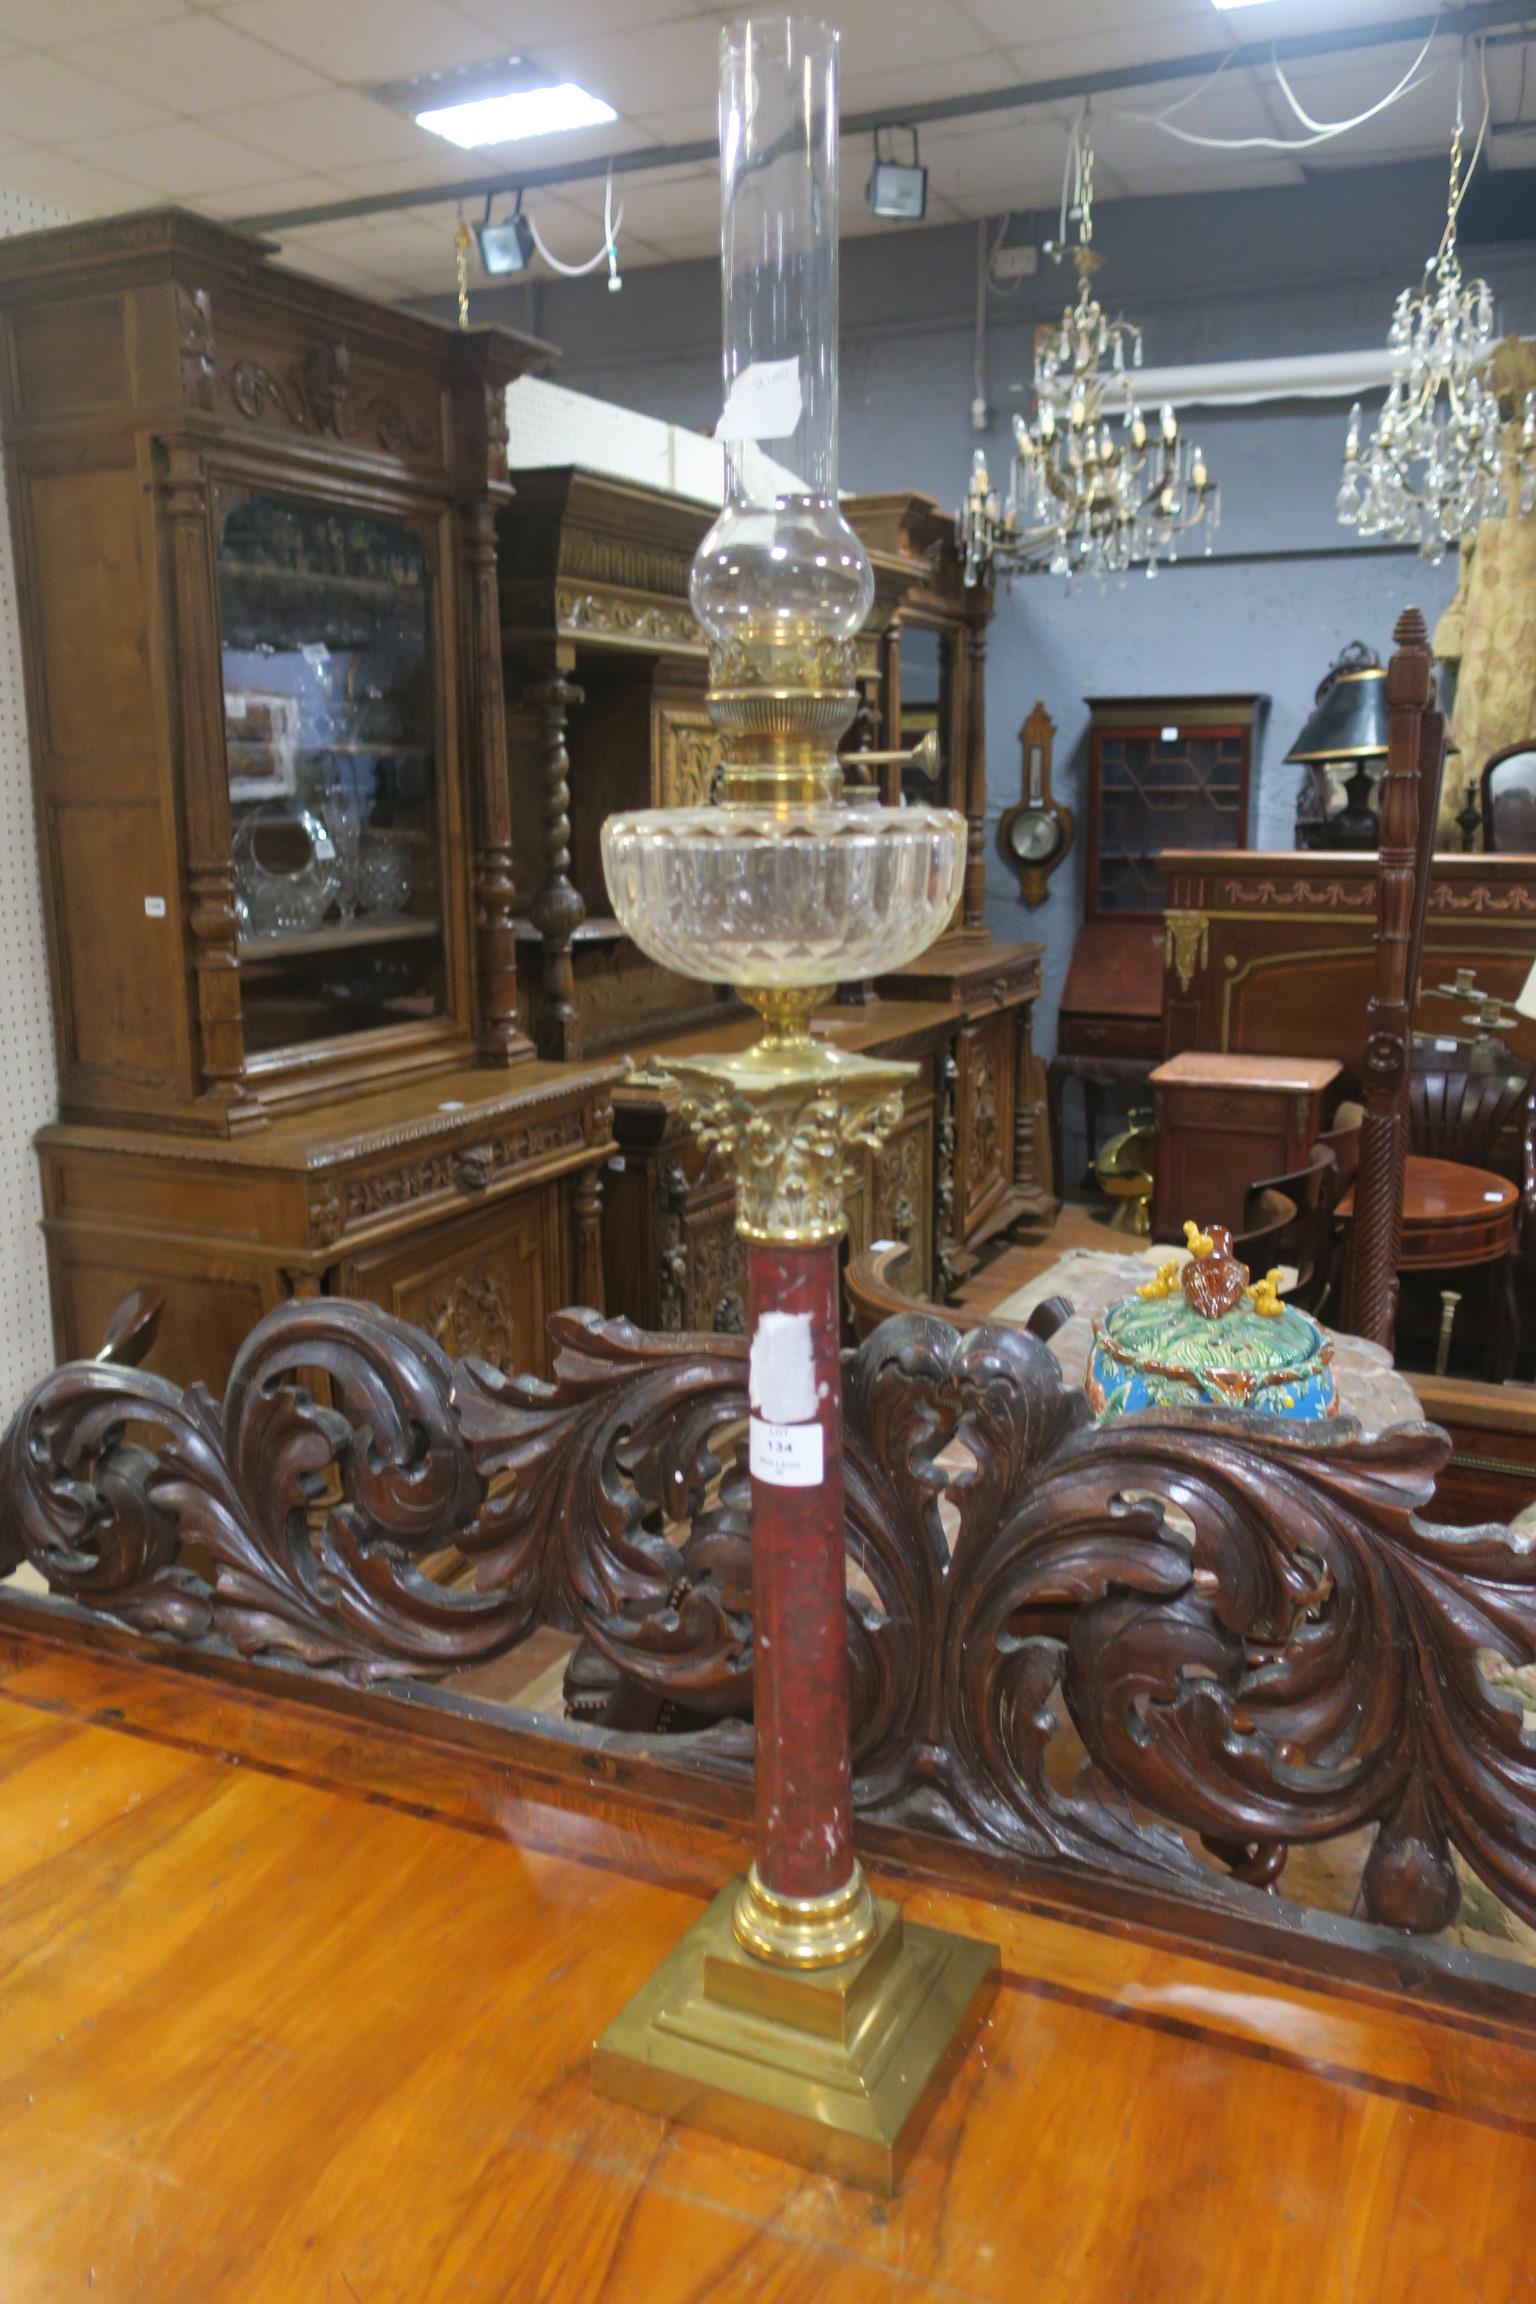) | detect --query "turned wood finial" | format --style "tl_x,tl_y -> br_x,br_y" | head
1392,606 -> 1429,650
